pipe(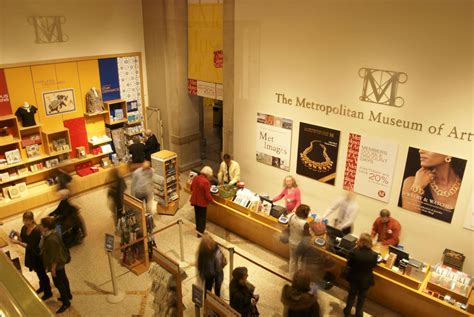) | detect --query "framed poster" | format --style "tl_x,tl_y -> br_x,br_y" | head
256,112 -> 293,171
296,122 -> 340,185
42,88 -> 76,116
398,147 -> 467,223
343,133 -> 398,202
